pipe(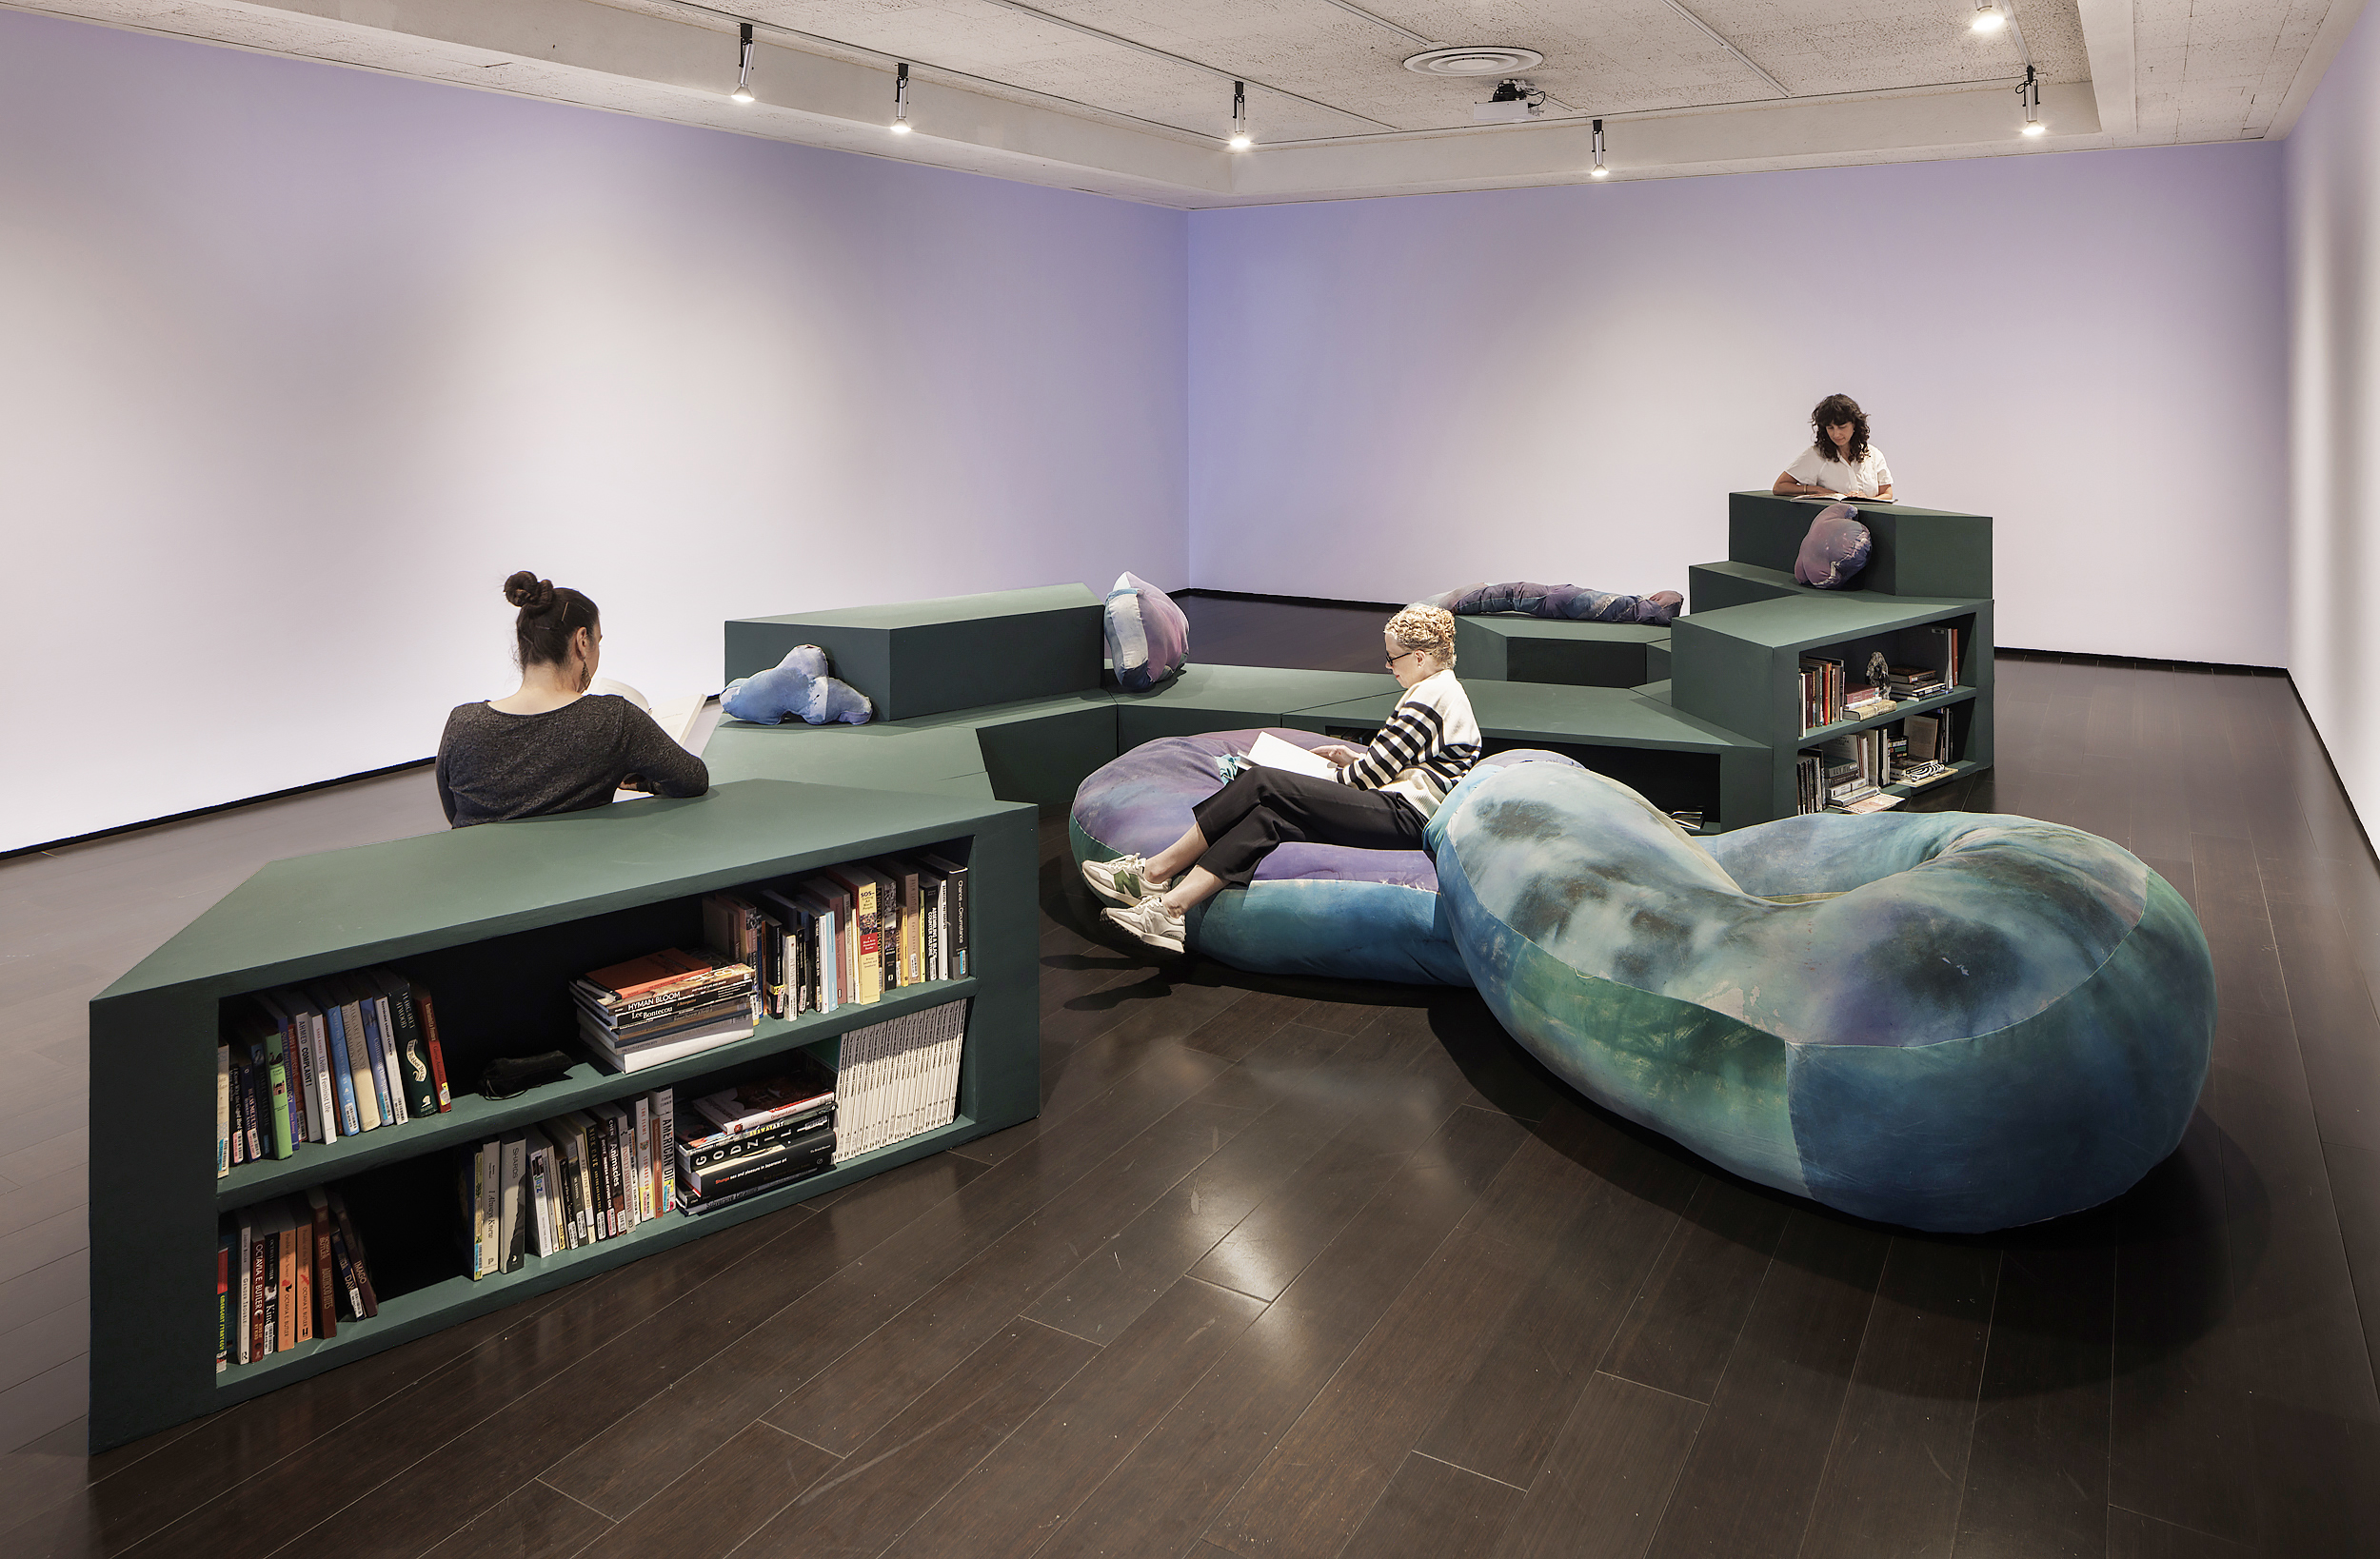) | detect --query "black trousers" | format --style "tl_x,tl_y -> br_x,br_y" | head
1188,768 -> 1426,888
